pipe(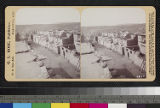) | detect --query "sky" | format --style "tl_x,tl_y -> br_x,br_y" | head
16,8 -> 80,25
81,8 -> 146,26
